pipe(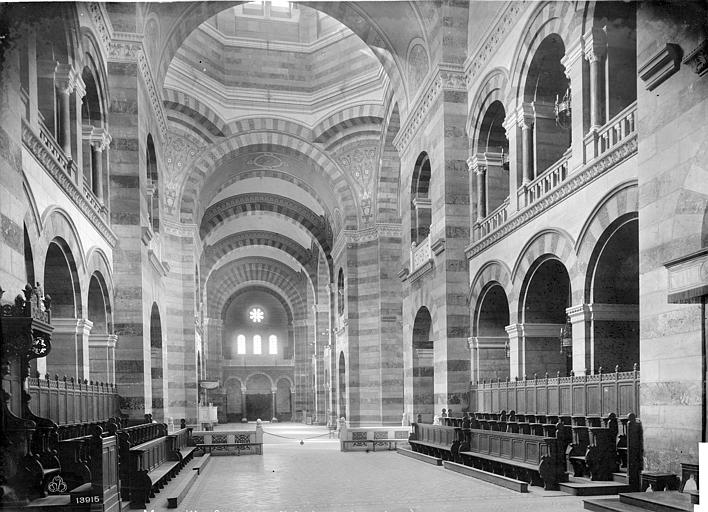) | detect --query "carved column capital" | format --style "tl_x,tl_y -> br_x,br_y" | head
583,27 -> 607,63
